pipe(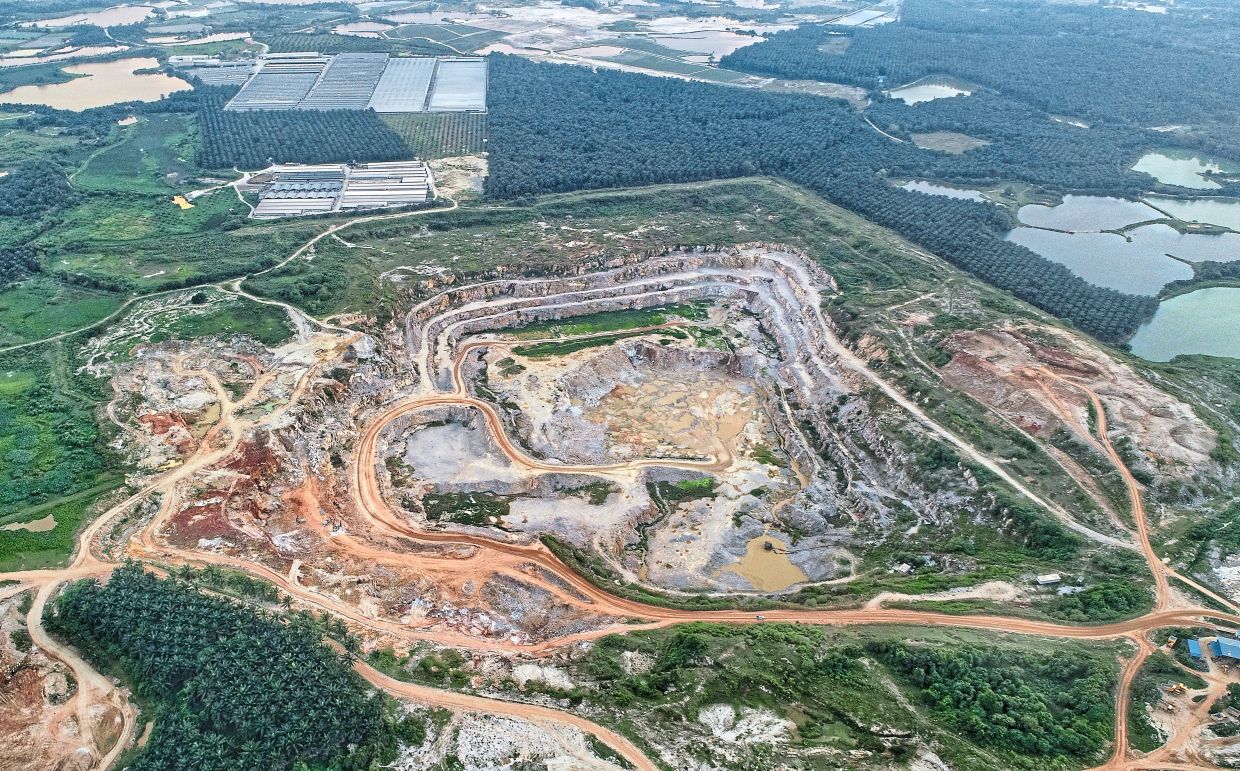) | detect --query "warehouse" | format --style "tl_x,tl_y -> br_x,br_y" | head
249,162 -> 433,219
